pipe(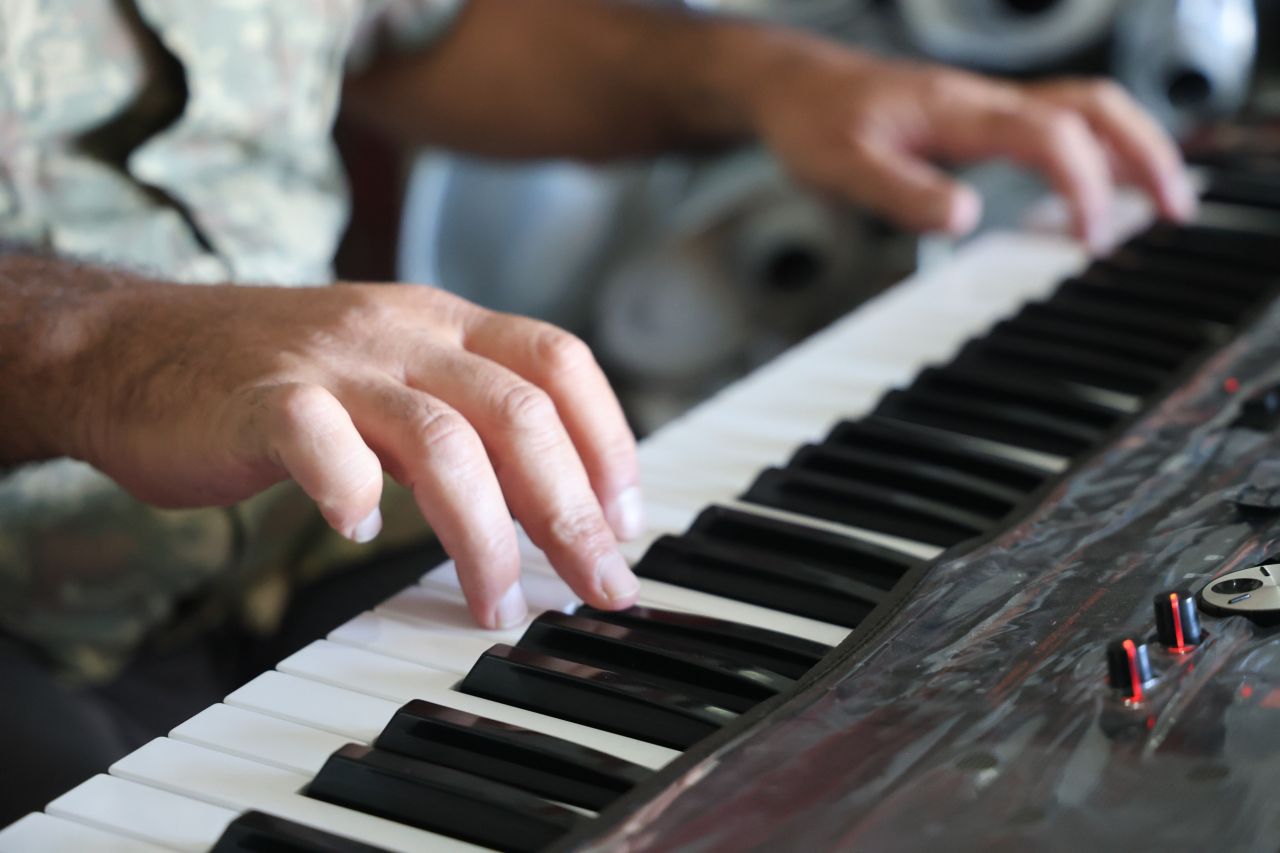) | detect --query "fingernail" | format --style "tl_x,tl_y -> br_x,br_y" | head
1087,228 -> 1105,255
946,187 -> 982,235
492,581 -> 527,629
596,552 -> 640,603
1172,178 -> 1198,221
606,485 -> 646,542
1085,215 -> 1109,255
349,507 -> 382,543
